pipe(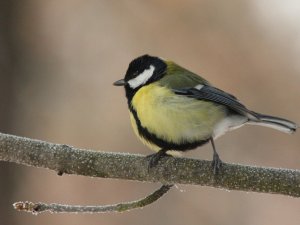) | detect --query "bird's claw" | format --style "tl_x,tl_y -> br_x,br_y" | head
146,150 -> 169,171
212,152 -> 222,175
